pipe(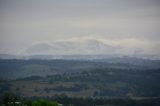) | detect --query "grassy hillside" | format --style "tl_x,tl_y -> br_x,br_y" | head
0,58 -> 160,106
1,68 -> 159,98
